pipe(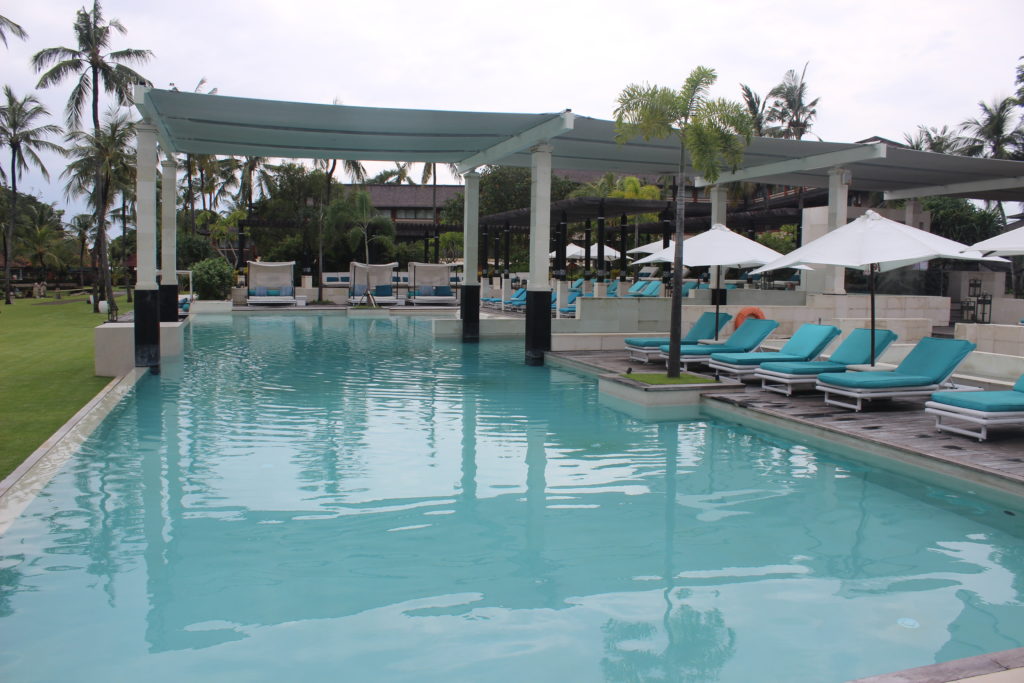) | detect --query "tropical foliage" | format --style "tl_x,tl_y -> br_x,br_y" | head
191,257 -> 234,300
